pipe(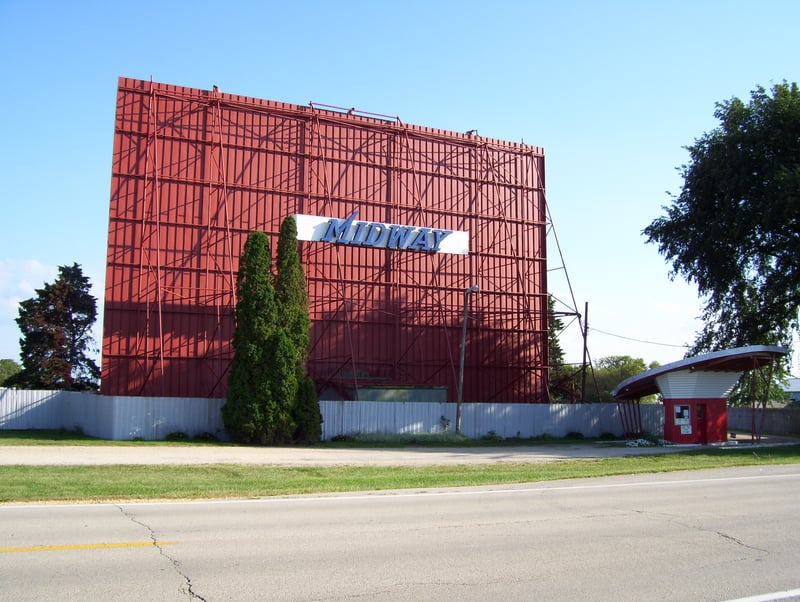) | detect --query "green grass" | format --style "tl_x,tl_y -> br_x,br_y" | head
1,442 -> 799,504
